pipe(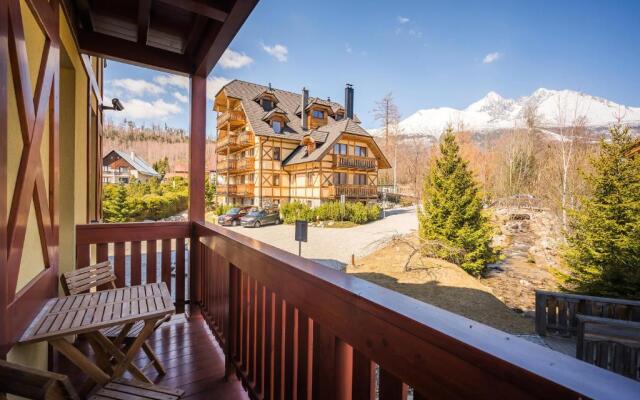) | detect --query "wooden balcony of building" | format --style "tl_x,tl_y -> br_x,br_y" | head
216,131 -> 255,154
218,158 -> 238,174
328,184 -> 378,199
217,110 -> 247,129
333,154 -> 378,170
217,183 -> 255,197
44,221 -> 638,400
